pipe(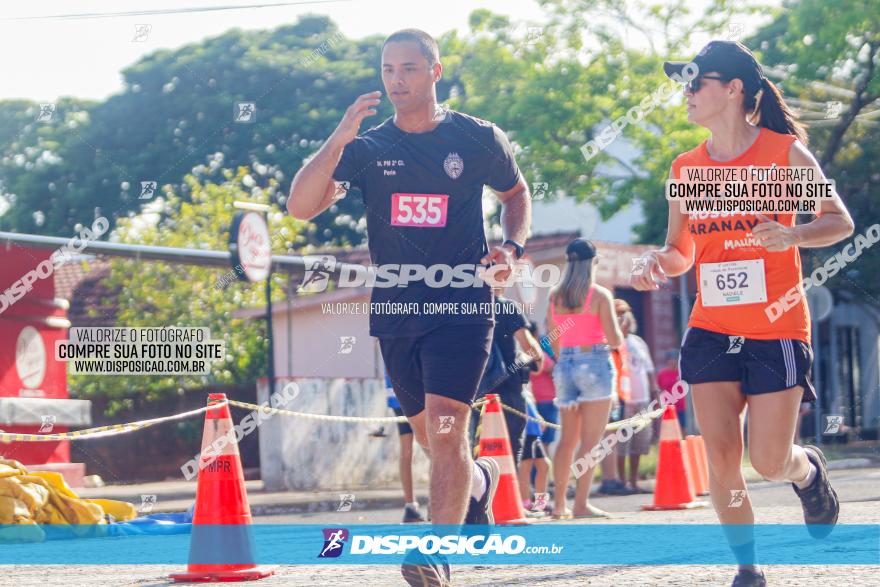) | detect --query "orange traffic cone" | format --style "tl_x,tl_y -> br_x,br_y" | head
642,405 -> 707,511
477,394 -> 530,525
685,435 -> 709,496
170,394 -> 274,582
